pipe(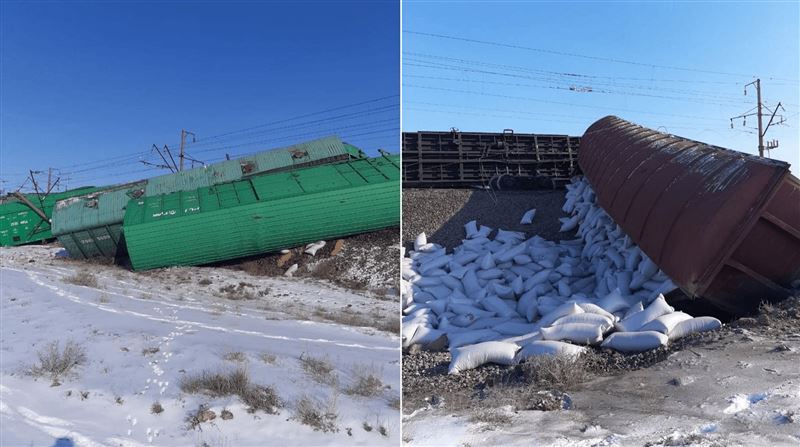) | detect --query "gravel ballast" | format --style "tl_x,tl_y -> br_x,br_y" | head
402,188 -> 567,251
